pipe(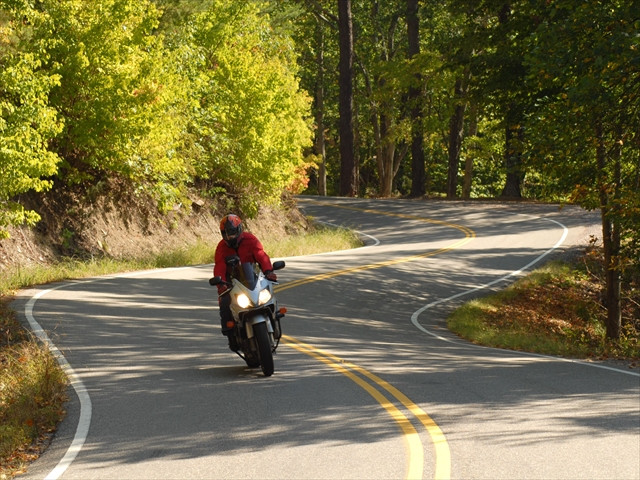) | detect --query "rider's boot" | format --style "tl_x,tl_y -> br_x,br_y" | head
227,335 -> 238,352
222,328 -> 238,352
